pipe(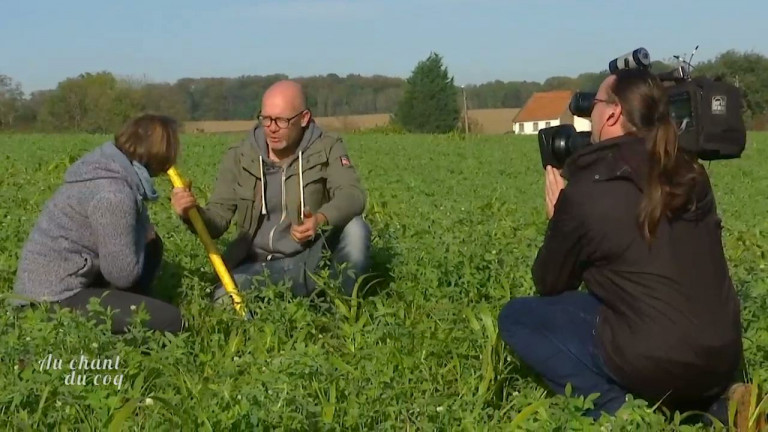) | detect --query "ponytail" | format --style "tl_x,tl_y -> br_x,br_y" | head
638,117 -> 677,241
606,68 -> 704,244
638,116 -> 703,243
